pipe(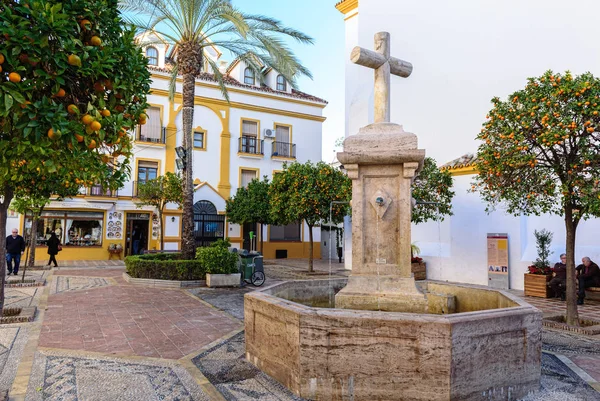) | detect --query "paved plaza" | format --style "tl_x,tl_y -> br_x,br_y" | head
0,261 -> 597,400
